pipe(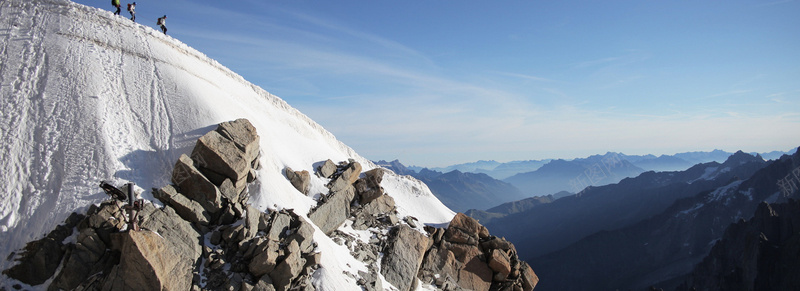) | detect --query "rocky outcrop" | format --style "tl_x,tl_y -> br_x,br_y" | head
419,213 -> 538,291
3,213 -> 83,286
4,119 -> 538,291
